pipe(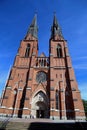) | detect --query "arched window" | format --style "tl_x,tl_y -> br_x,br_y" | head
25,44 -> 30,57
55,89 -> 59,109
57,44 -> 62,58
